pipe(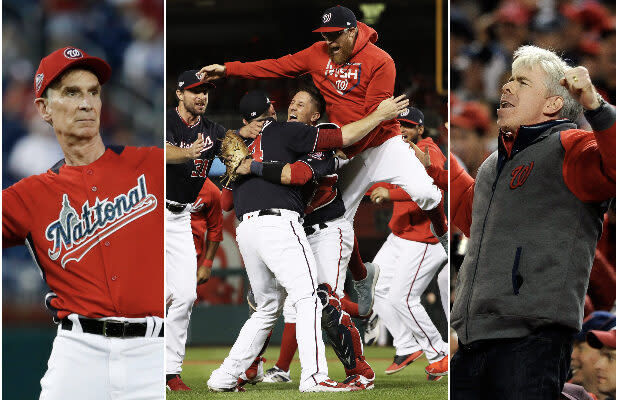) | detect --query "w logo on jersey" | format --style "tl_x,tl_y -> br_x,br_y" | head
45,175 -> 158,268
324,59 -> 362,95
